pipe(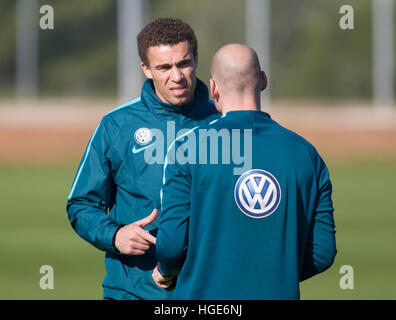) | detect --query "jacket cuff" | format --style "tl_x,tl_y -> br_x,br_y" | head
97,223 -> 125,254
157,262 -> 178,279
111,225 -> 125,254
